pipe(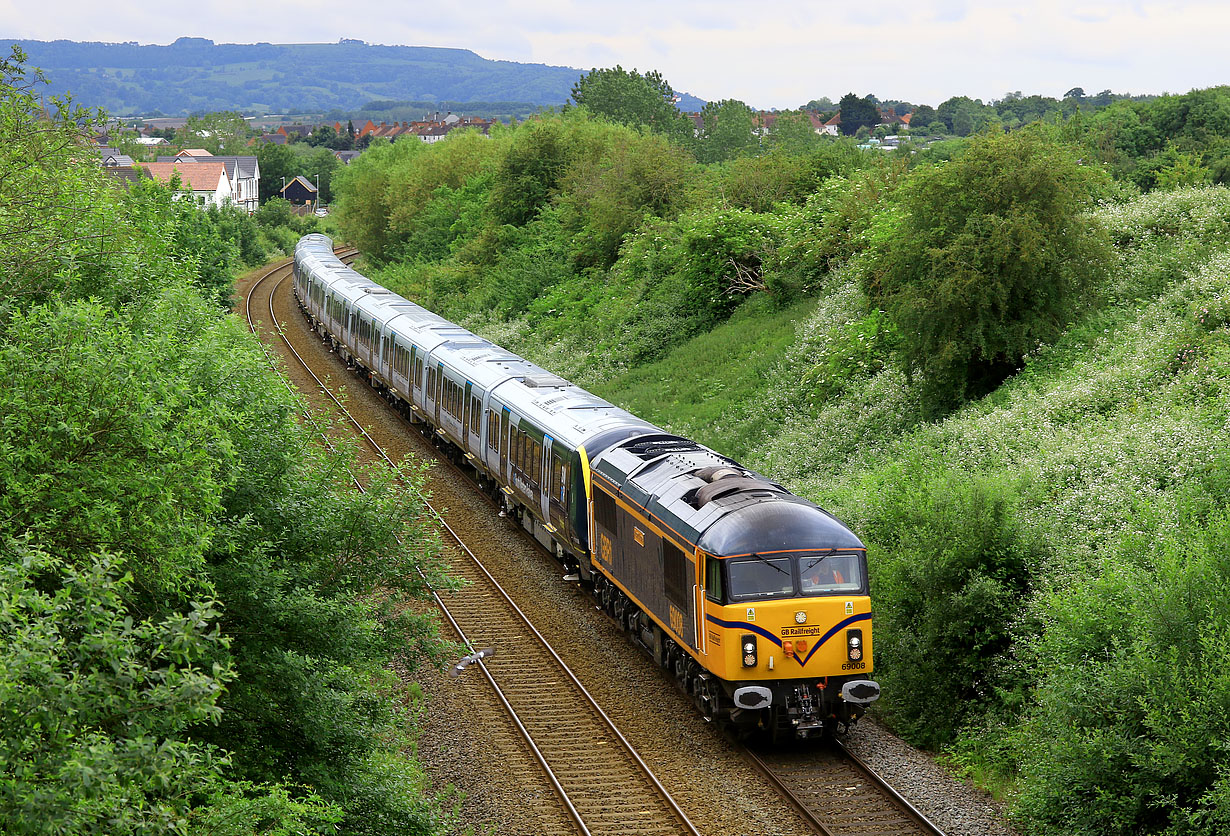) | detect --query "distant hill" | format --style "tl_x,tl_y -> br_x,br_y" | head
8,37 -> 708,117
